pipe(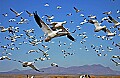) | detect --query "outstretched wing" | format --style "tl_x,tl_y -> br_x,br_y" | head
67,34 -> 75,41
33,11 -> 52,34
108,15 -> 118,24
26,10 -> 31,14
10,8 -> 18,15
29,64 -> 41,72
